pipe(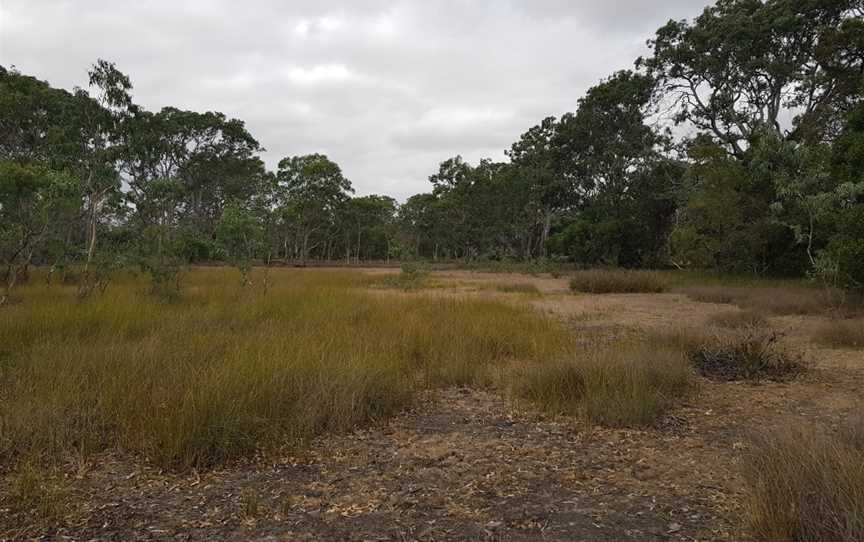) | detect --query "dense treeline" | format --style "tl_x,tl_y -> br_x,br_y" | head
1,0 -> 863,303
